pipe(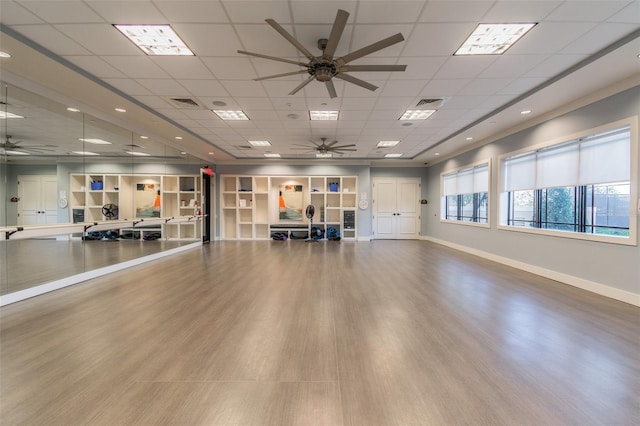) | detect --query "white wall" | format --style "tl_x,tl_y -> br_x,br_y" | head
423,86 -> 640,302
